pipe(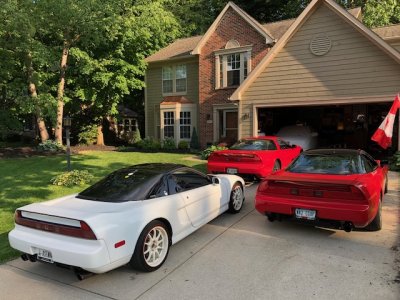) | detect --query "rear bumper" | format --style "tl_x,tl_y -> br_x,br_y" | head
255,195 -> 373,228
8,225 -> 126,273
208,161 -> 269,178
